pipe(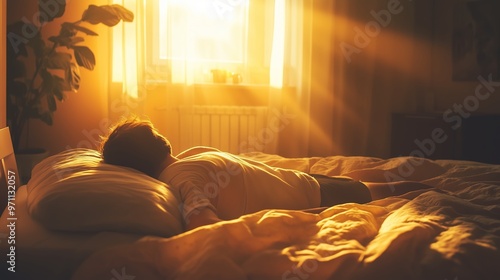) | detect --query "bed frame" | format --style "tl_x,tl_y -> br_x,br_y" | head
0,127 -> 20,213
